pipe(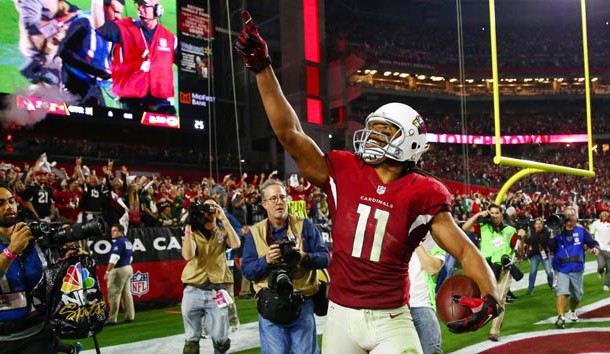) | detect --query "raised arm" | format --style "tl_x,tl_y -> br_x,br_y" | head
235,12 -> 327,187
